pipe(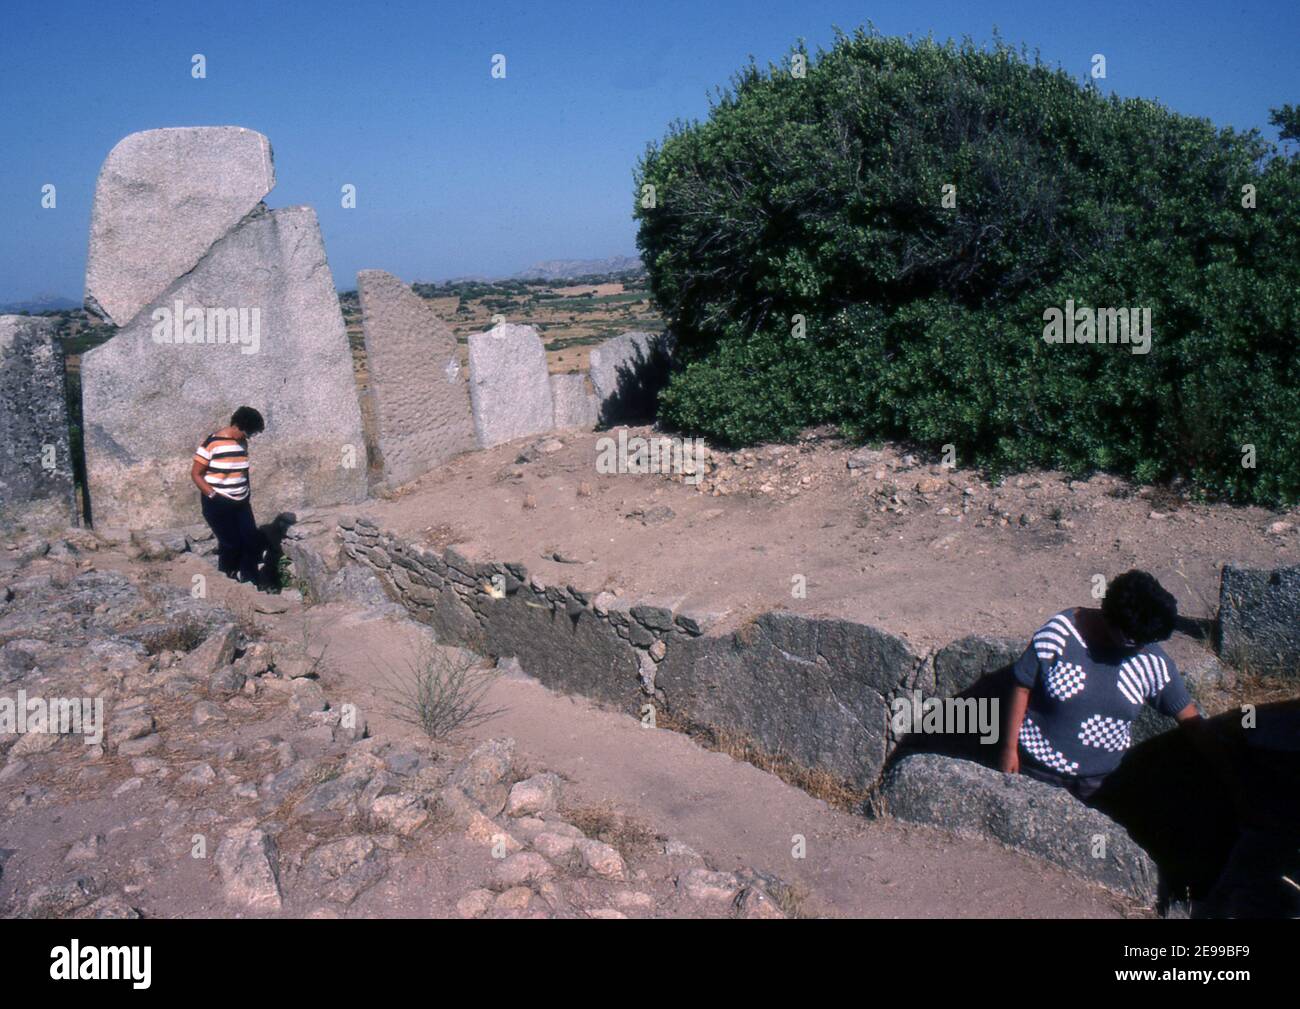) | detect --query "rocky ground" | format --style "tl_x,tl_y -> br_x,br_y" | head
0,521 -> 1140,919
